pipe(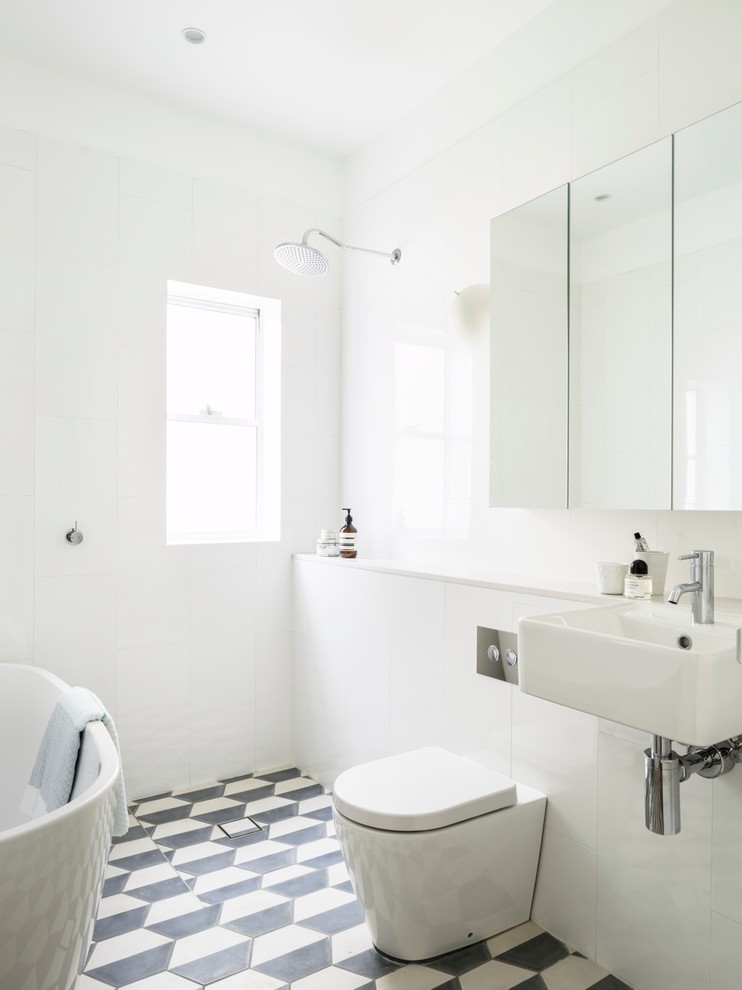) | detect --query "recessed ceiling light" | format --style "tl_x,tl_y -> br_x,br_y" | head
594,193 -> 611,202
181,26 -> 206,44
